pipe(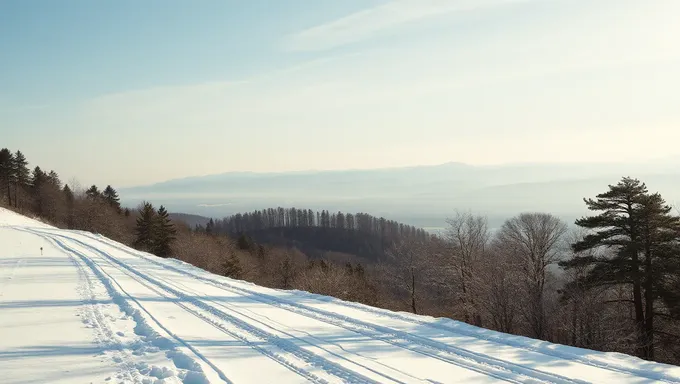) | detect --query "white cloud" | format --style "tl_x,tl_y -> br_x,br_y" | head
283,0 -> 537,51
